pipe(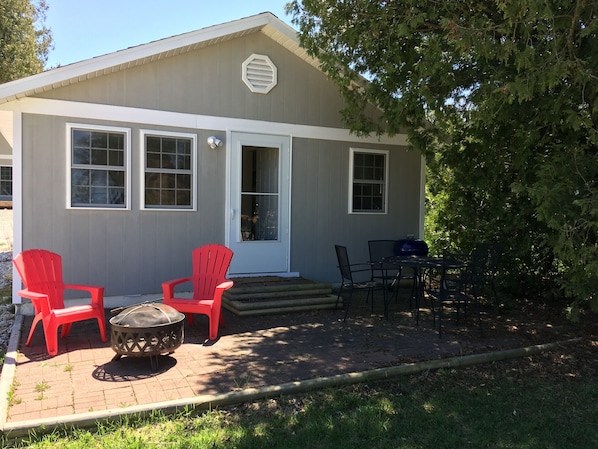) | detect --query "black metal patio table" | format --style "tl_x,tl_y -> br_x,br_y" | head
380,255 -> 466,320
